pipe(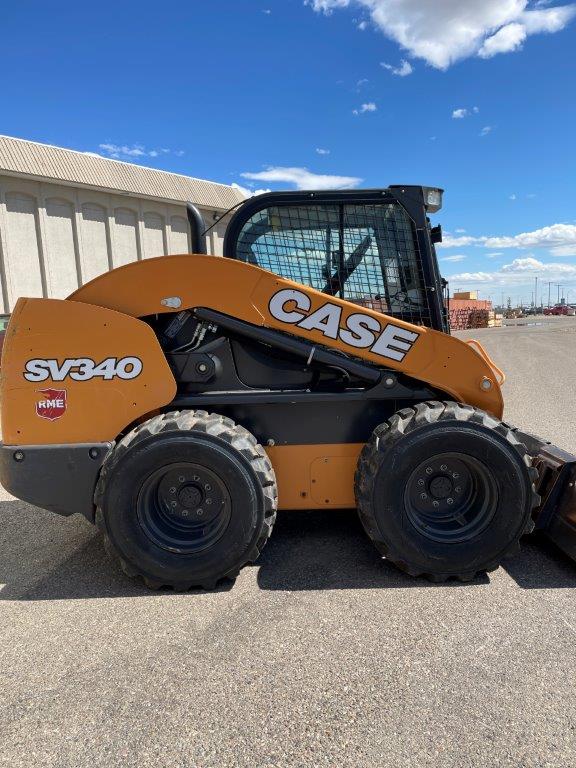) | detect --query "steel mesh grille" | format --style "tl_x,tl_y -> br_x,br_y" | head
236,202 -> 432,326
